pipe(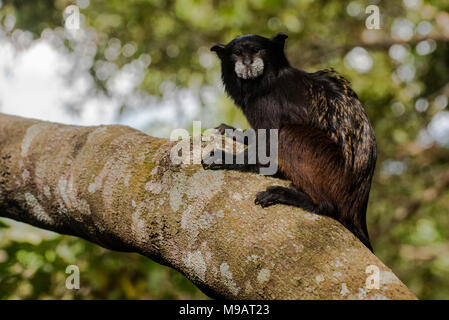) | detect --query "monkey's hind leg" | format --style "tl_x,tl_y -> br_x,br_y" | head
255,185 -> 316,212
